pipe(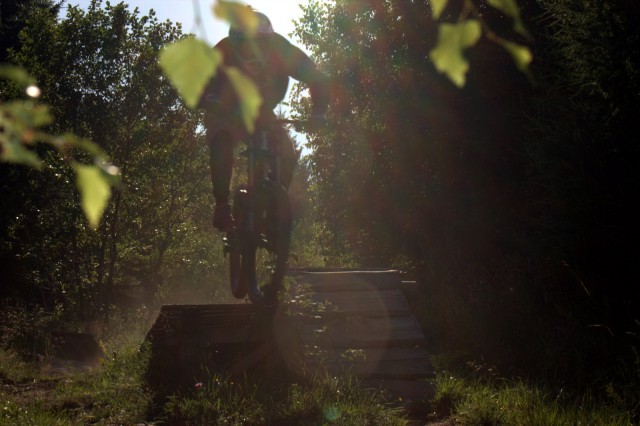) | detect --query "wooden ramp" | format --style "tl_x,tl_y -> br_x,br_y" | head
145,303 -> 278,389
288,268 -> 435,404
145,268 -> 434,405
